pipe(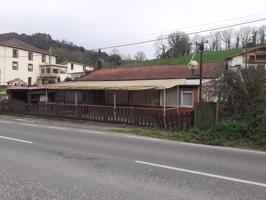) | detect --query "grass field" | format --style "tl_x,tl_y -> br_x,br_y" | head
142,48 -> 243,66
